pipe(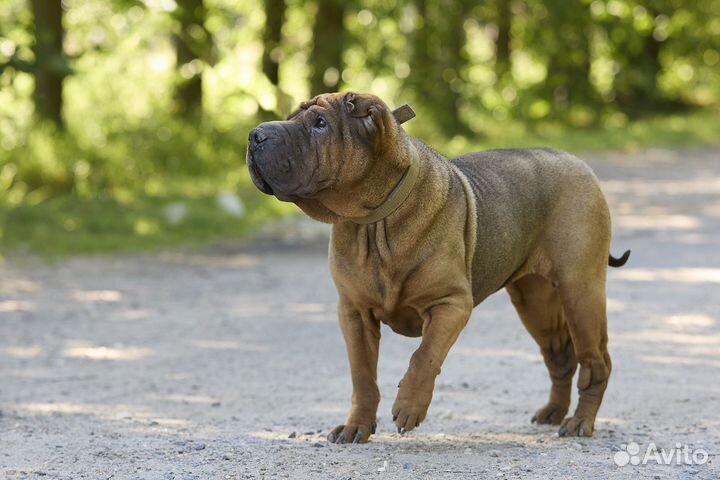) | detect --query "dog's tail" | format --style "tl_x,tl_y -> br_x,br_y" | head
608,249 -> 631,268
